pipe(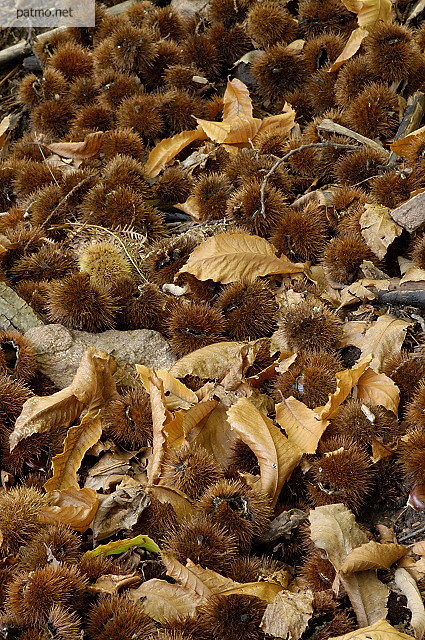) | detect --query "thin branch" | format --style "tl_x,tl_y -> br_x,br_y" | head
259,142 -> 359,218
